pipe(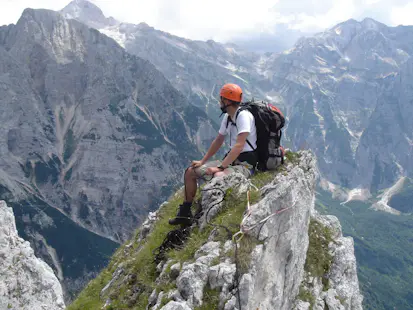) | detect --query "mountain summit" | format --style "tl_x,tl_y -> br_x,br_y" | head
61,0 -> 117,28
